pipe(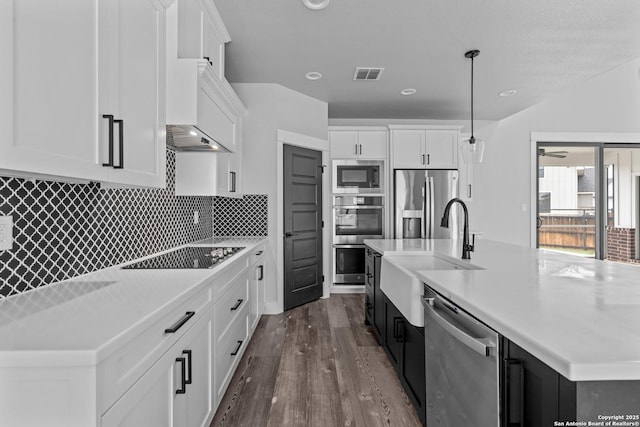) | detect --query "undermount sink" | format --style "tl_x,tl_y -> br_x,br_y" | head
380,254 -> 480,327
